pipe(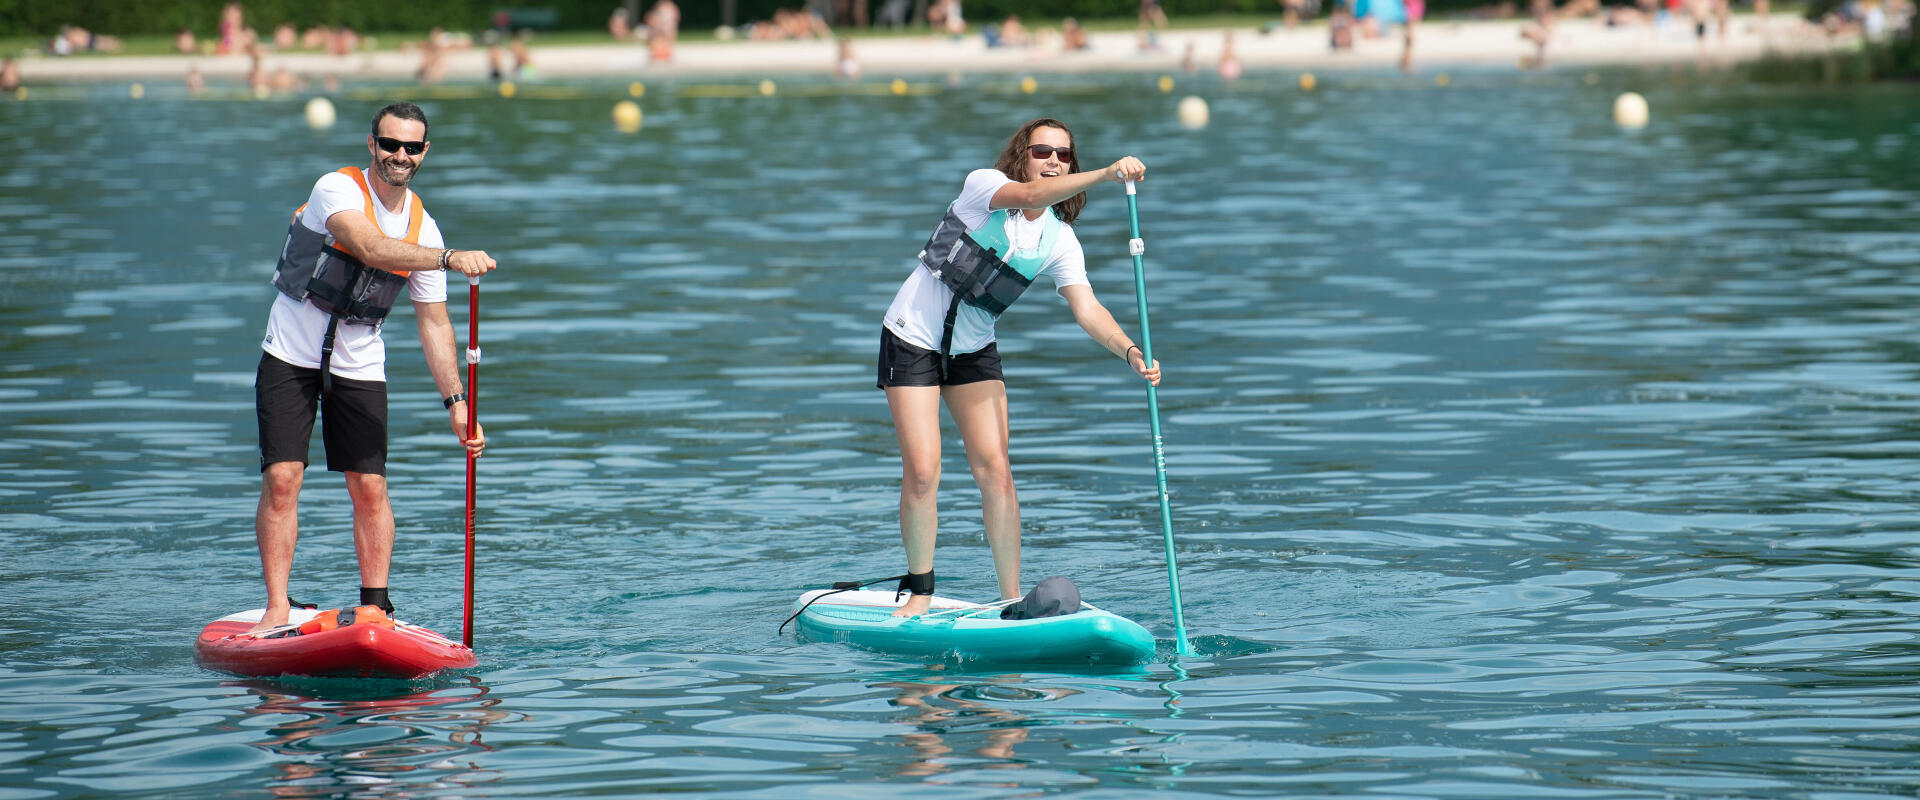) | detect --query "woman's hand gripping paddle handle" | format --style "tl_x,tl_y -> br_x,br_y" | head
1125,179 -> 1196,658
463,274 -> 480,649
